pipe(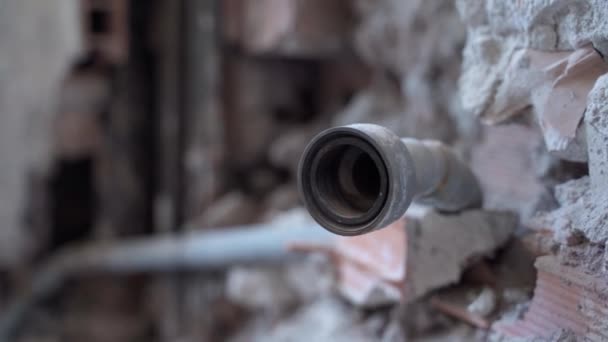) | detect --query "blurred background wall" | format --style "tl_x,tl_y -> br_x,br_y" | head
0,0 -> 597,341
0,0 -> 81,266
